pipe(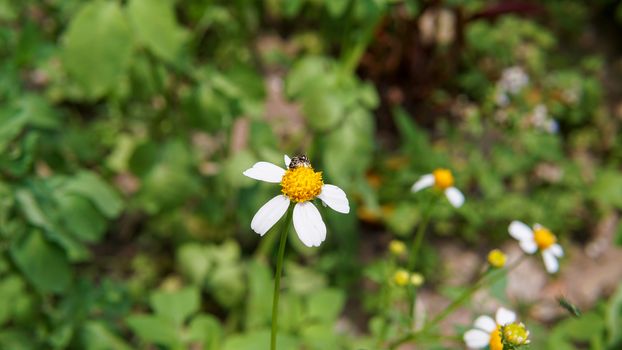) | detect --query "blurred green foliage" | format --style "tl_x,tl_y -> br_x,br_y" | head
0,0 -> 621,349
